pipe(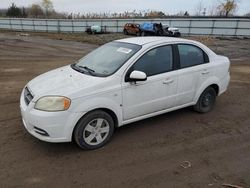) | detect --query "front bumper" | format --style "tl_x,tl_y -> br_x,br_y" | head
20,89 -> 84,143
